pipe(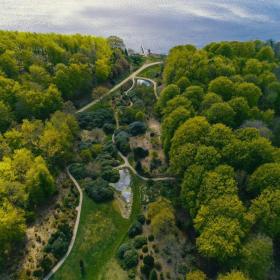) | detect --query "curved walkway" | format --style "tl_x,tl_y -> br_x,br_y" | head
44,61 -> 164,280
44,168 -> 83,280
112,71 -> 175,182
77,62 -> 163,113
